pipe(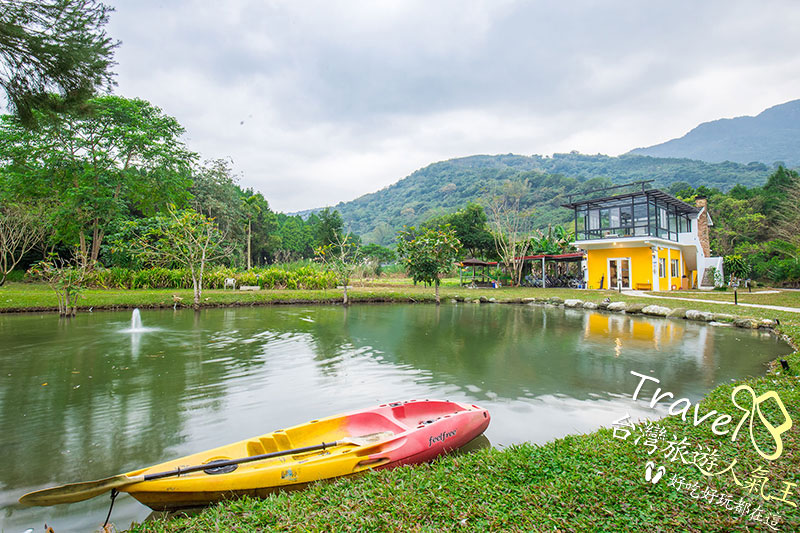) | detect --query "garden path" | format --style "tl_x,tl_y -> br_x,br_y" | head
623,290 -> 800,314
